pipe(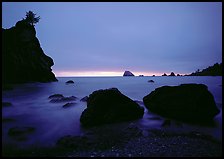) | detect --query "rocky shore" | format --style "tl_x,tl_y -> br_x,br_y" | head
2,121 -> 222,157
